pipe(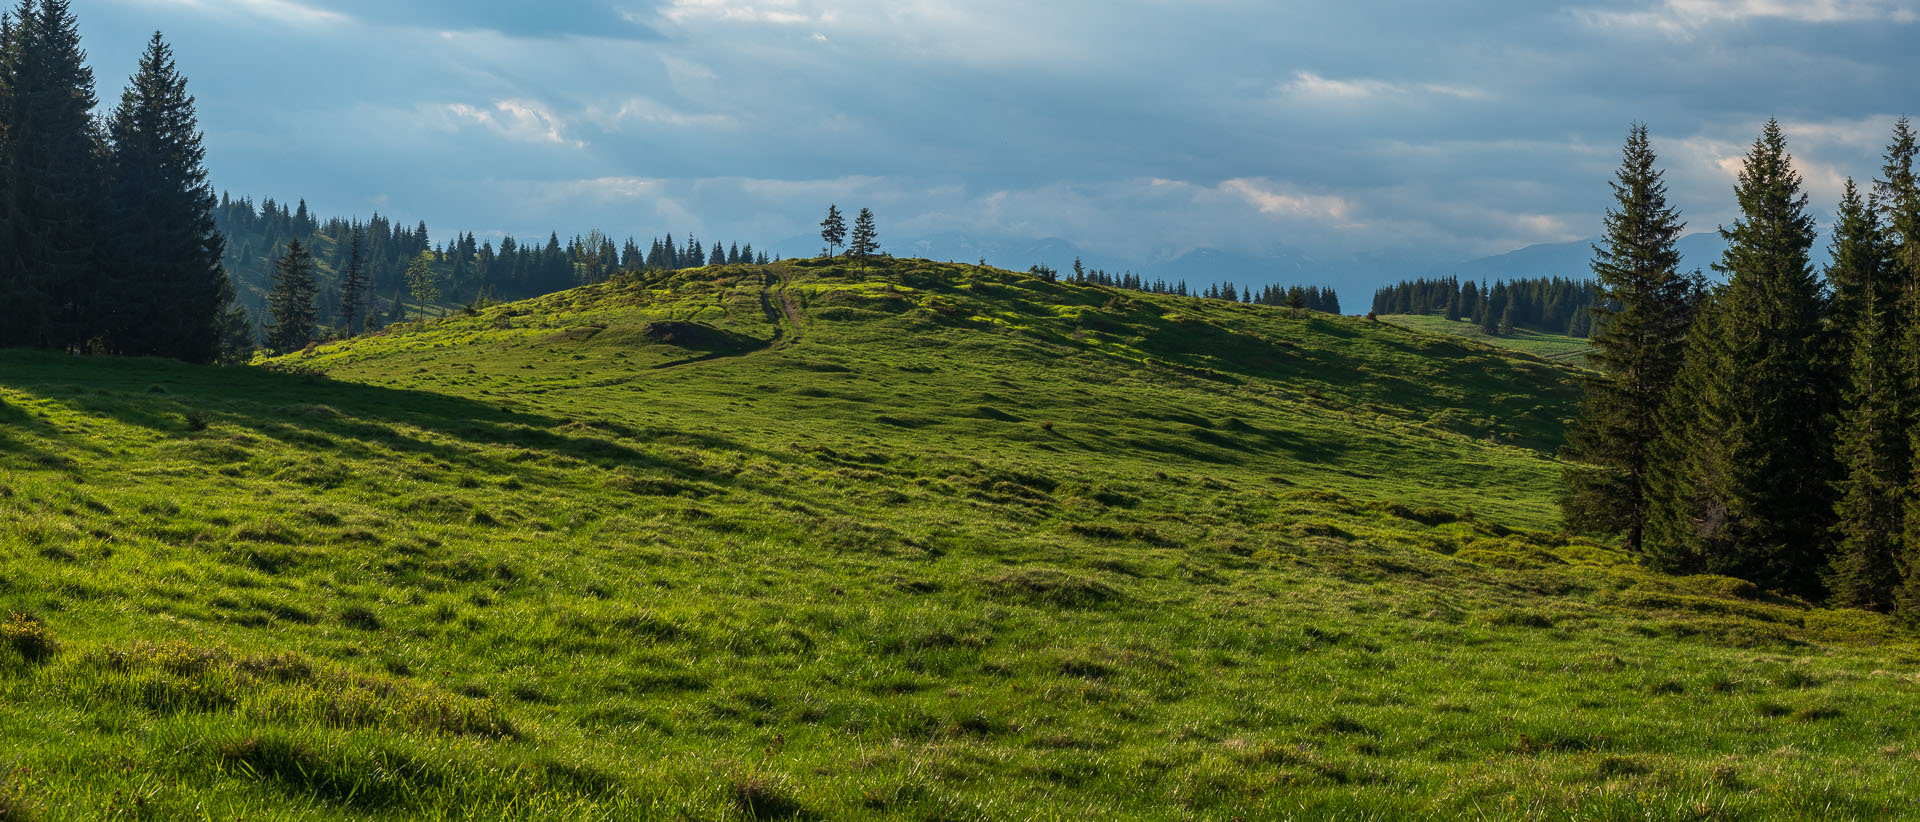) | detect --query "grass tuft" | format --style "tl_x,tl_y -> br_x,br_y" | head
0,614 -> 58,665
